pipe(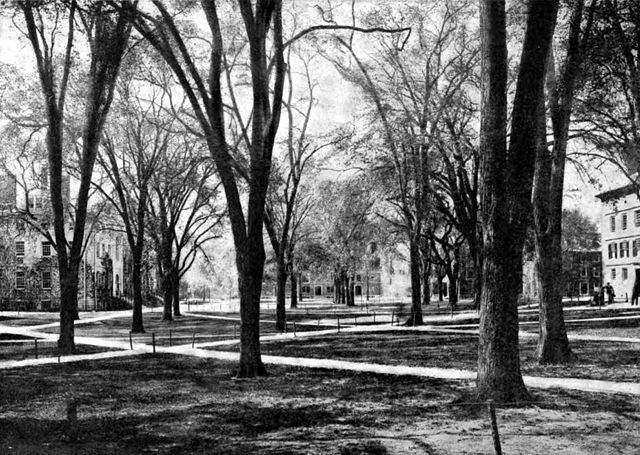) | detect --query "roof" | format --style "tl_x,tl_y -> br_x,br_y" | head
595,183 -> 640,202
